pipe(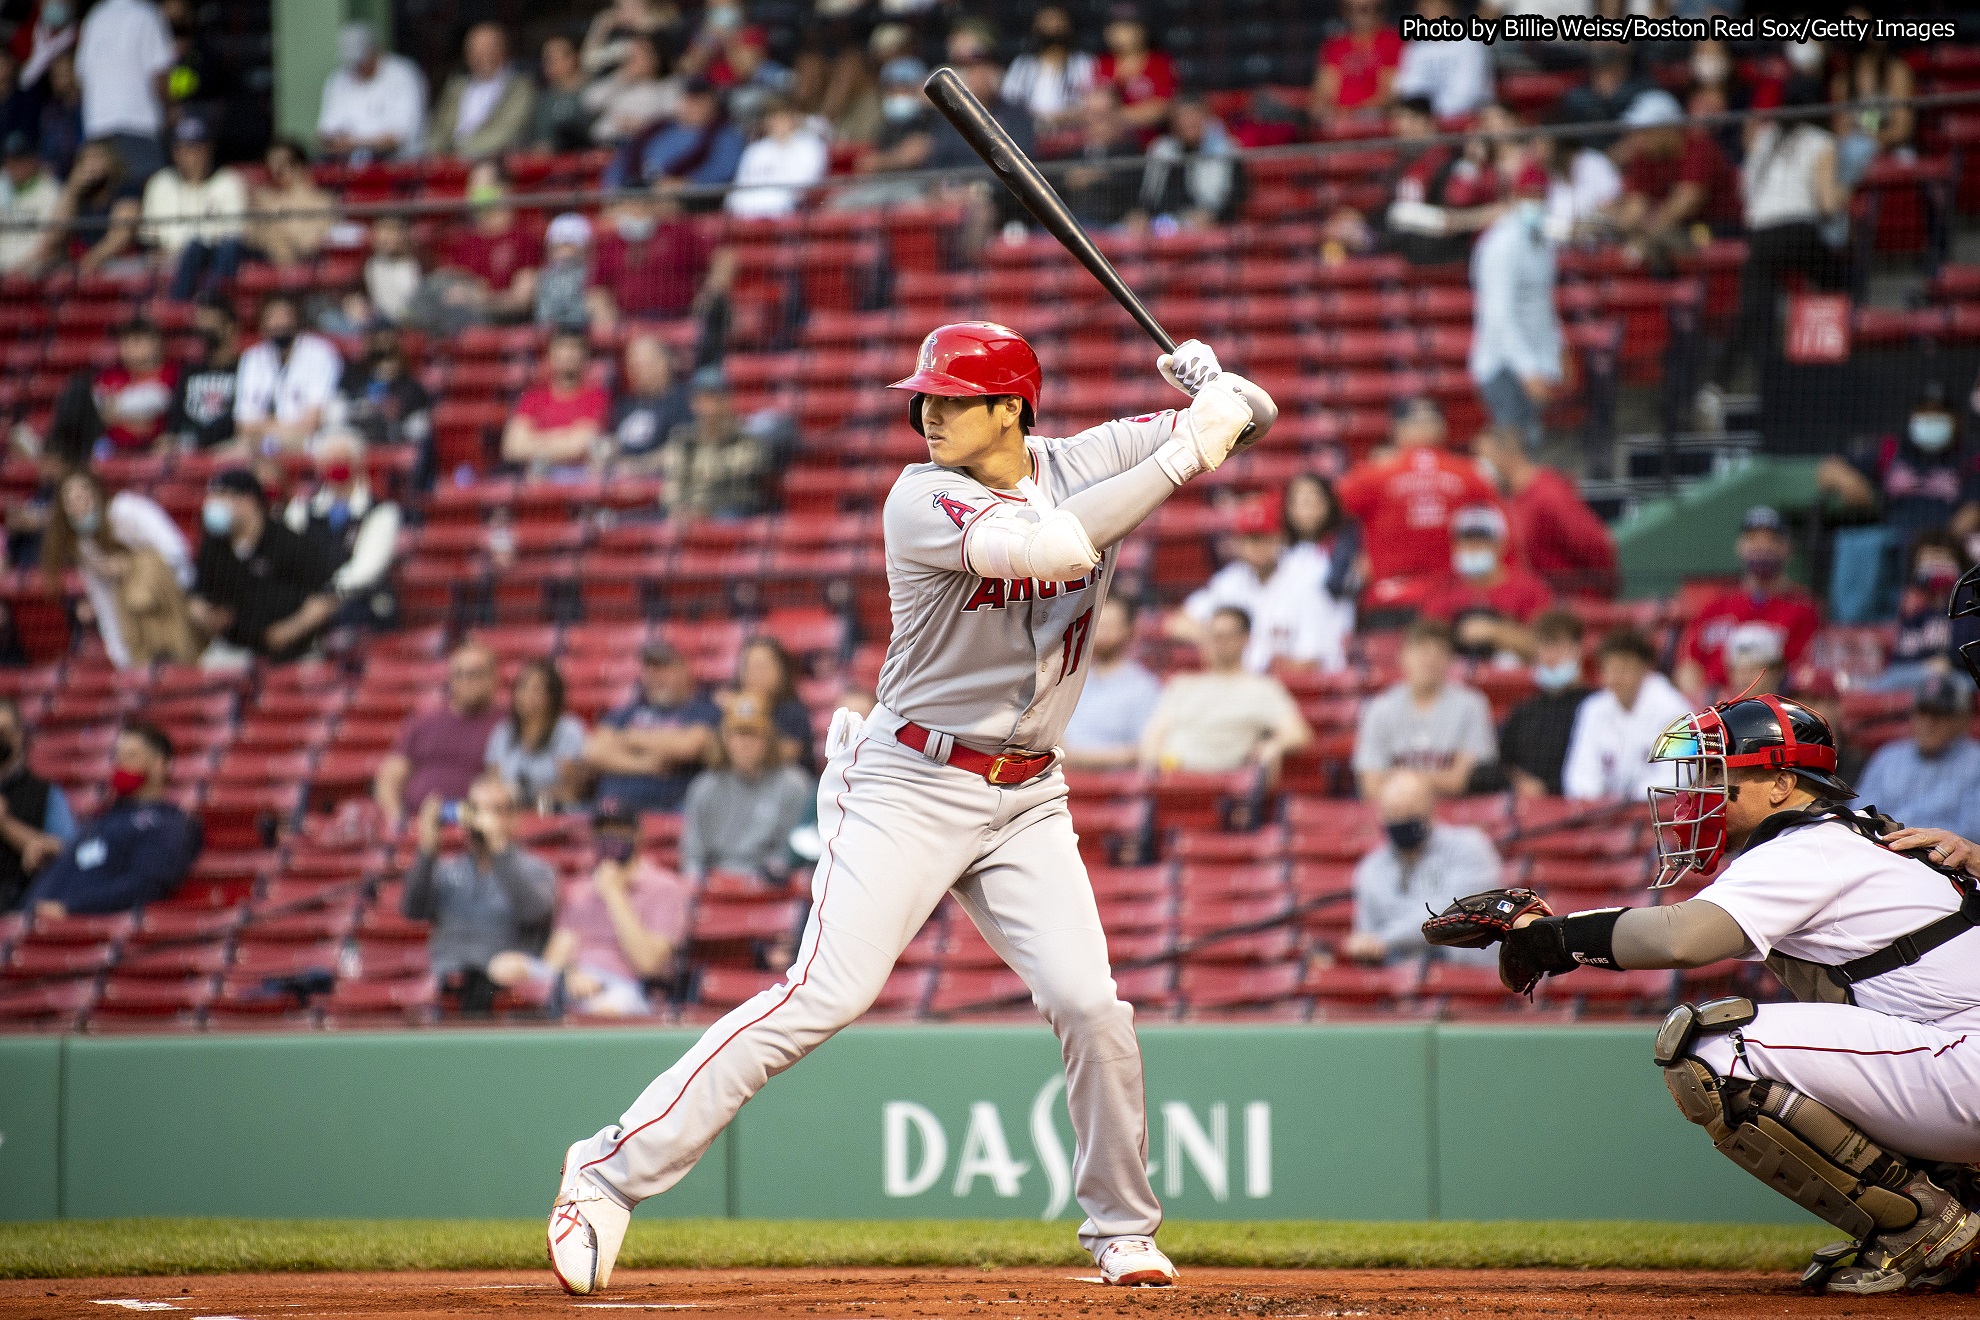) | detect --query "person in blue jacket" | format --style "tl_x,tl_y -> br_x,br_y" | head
25,723 -> 200,919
